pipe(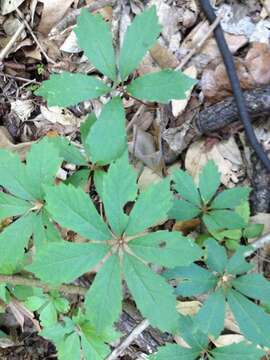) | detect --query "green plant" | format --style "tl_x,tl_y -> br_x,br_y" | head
0,5 -> 269,360
169,161 -> 260,249
150,314 -> 266,360
165,238 -> 270,347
